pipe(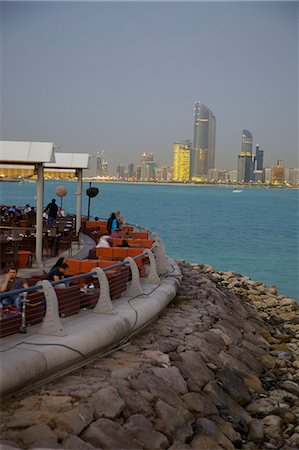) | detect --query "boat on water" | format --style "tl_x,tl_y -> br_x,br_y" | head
0,220 -> 182,398
232,189 -> 243,193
